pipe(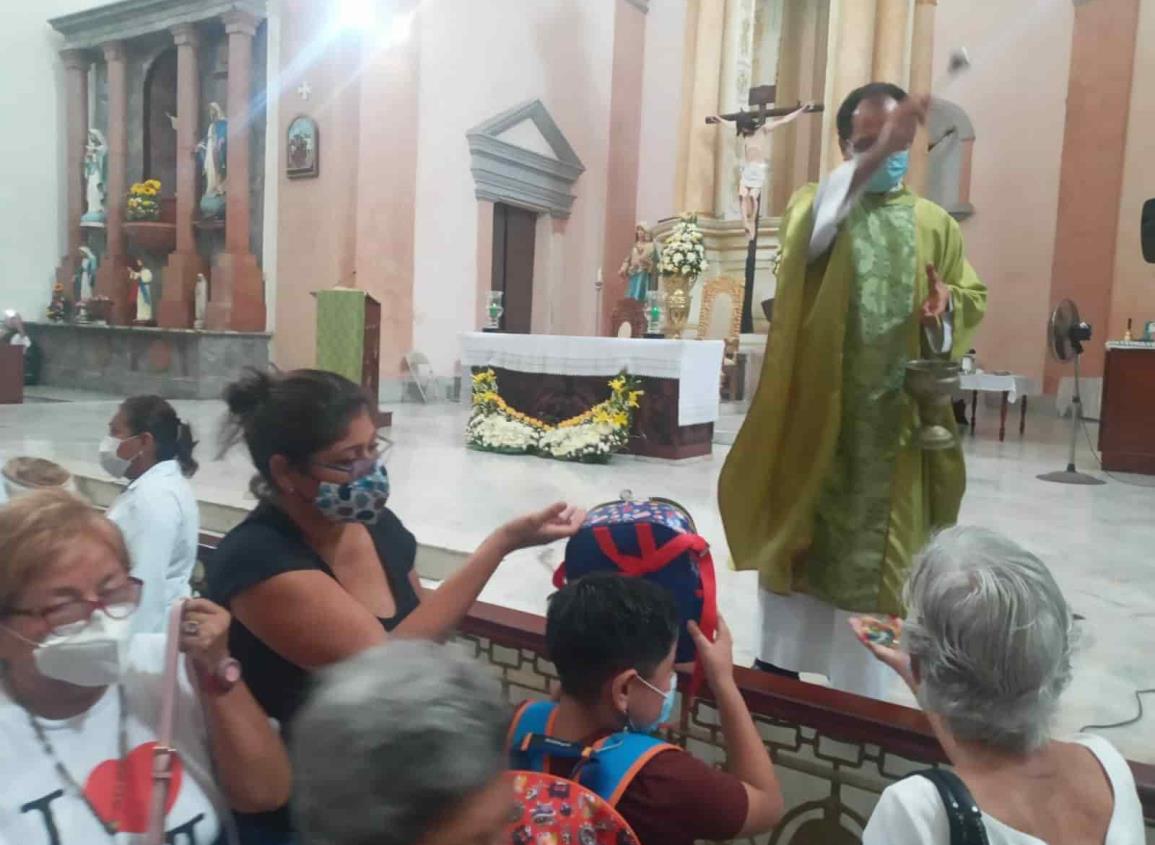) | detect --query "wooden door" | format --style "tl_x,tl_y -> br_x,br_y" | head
492,203 -> 537,333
